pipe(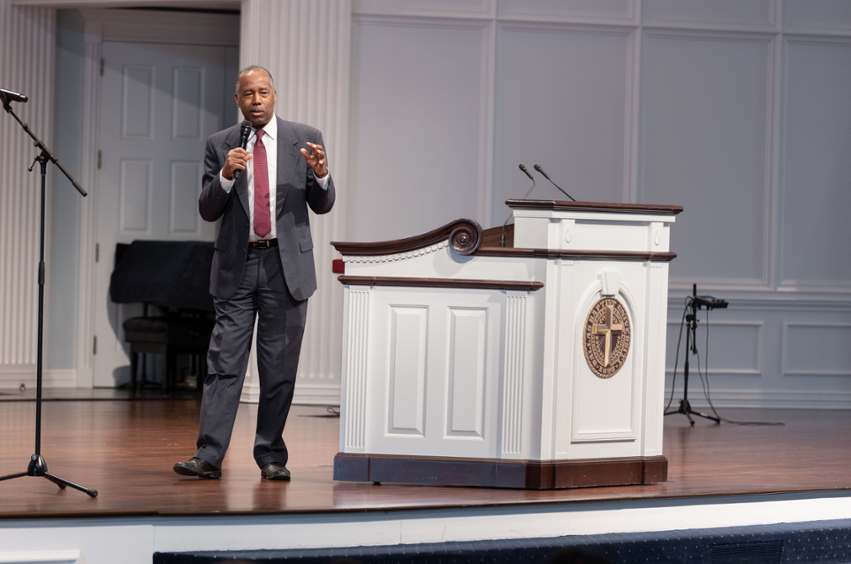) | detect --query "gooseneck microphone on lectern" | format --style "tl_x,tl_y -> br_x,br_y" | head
232,120 -> 253,180
0,88 -> 28,104
501,164 -> 537,247
534,164 -> 576,201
